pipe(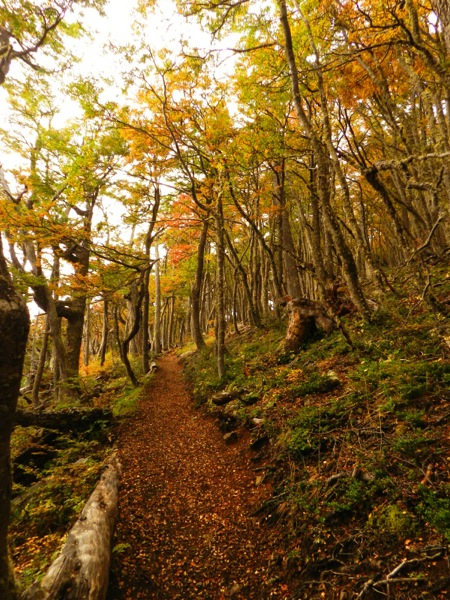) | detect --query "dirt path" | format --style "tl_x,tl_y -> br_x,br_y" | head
107,353 -> 289,599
